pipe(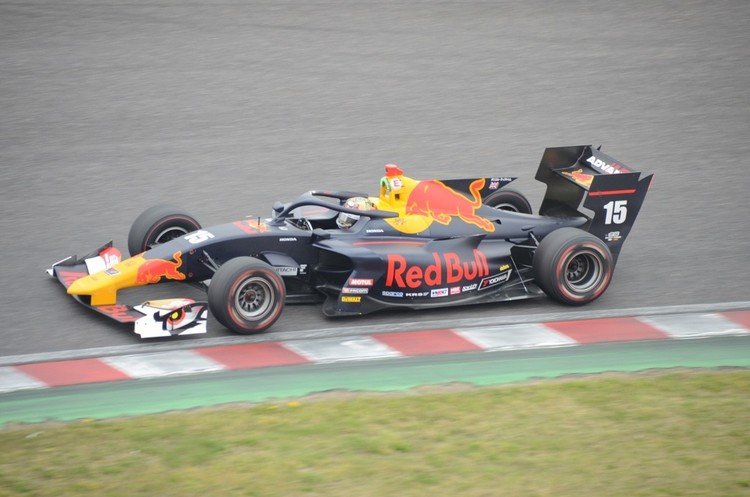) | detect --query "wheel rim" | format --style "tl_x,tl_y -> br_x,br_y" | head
494,202 -> 520,212
564,250 -> 602,293
234,276 -> 274,320
152,226 -> 189,246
